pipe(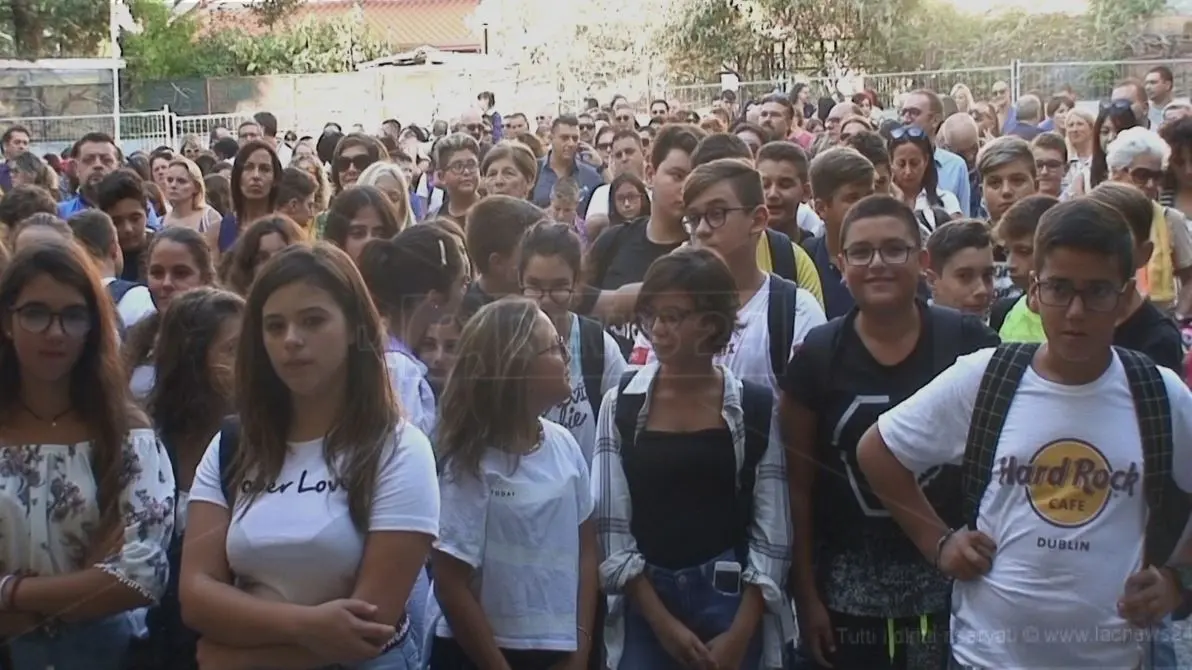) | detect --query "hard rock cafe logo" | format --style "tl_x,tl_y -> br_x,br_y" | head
997,439 -> 1140,528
